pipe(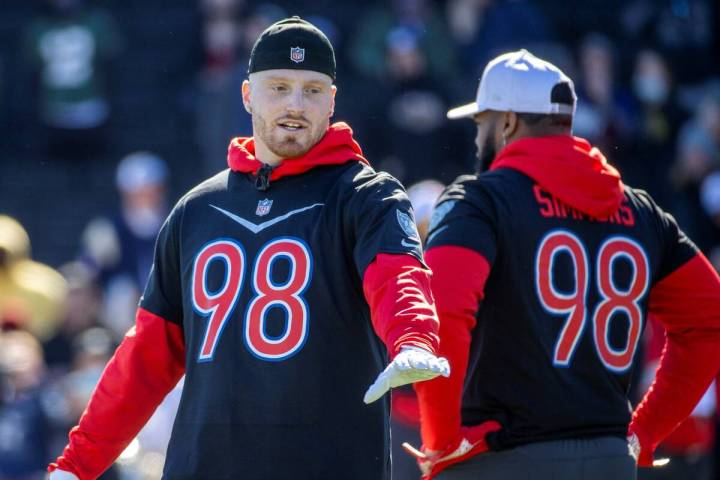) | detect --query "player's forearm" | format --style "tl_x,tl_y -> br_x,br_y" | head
49,308 -> 185,479
417,246 -> 490,449
415,316 -> 472,450
631,329 -> 720,456
363,253 -> 439,357
631,253 -> 720,460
